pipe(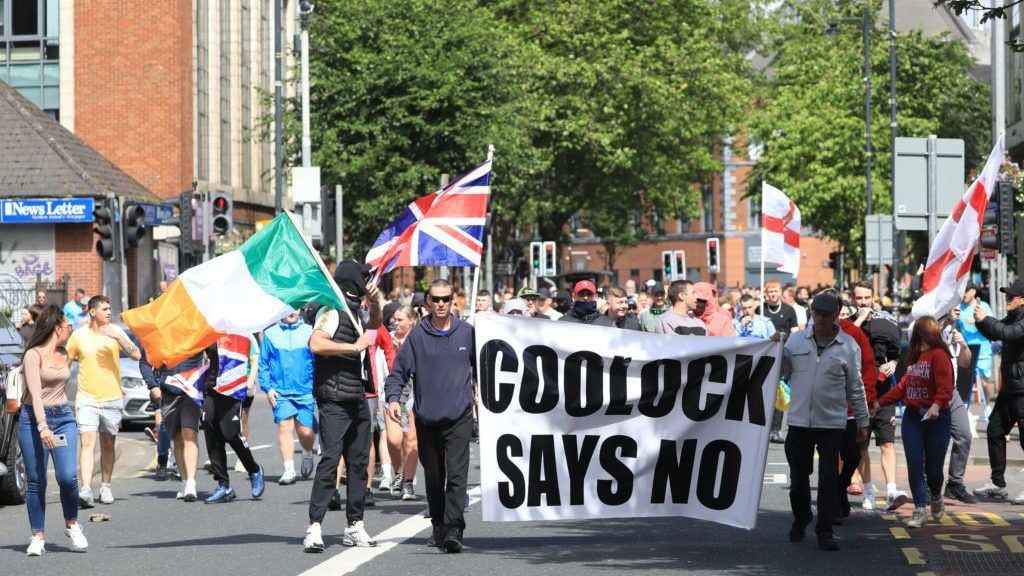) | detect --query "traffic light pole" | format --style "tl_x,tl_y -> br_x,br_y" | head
117,196 -> 129,313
